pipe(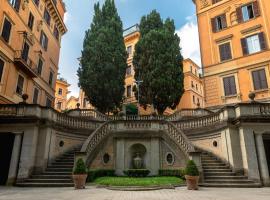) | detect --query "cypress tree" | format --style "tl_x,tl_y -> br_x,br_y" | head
78,0 -> 127,114
133,10 -> 184,115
